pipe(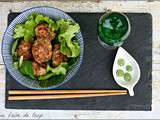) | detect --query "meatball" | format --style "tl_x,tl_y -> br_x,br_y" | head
52,44 -> 68,67
17,40 -> 32,60
35,23 -> 55,41
32,39 -> 52,64
32,61 -> 46,76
